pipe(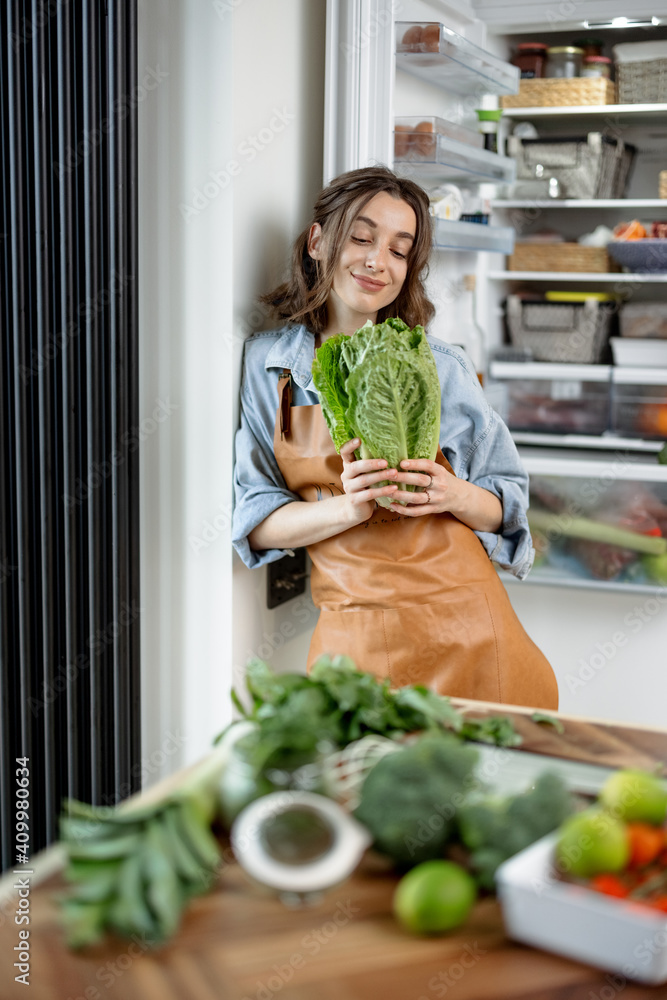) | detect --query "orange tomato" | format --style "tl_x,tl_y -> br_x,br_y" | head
627,822 -> 666,868
613,220 -> 647,240
637,404 -> 667,438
